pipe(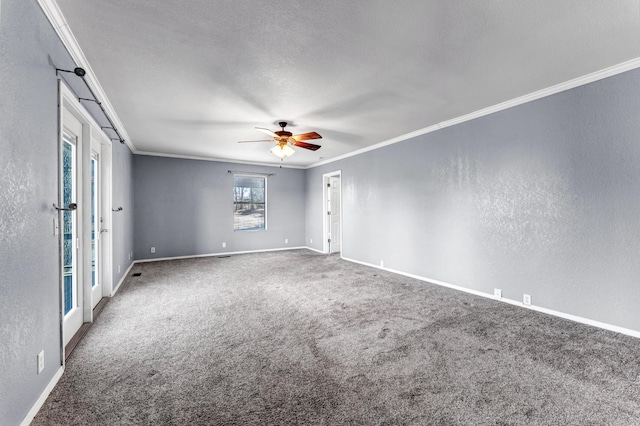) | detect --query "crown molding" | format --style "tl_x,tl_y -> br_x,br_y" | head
307,57 -> 640,169
134,150 -> 306,169
37,0 -> 134,152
